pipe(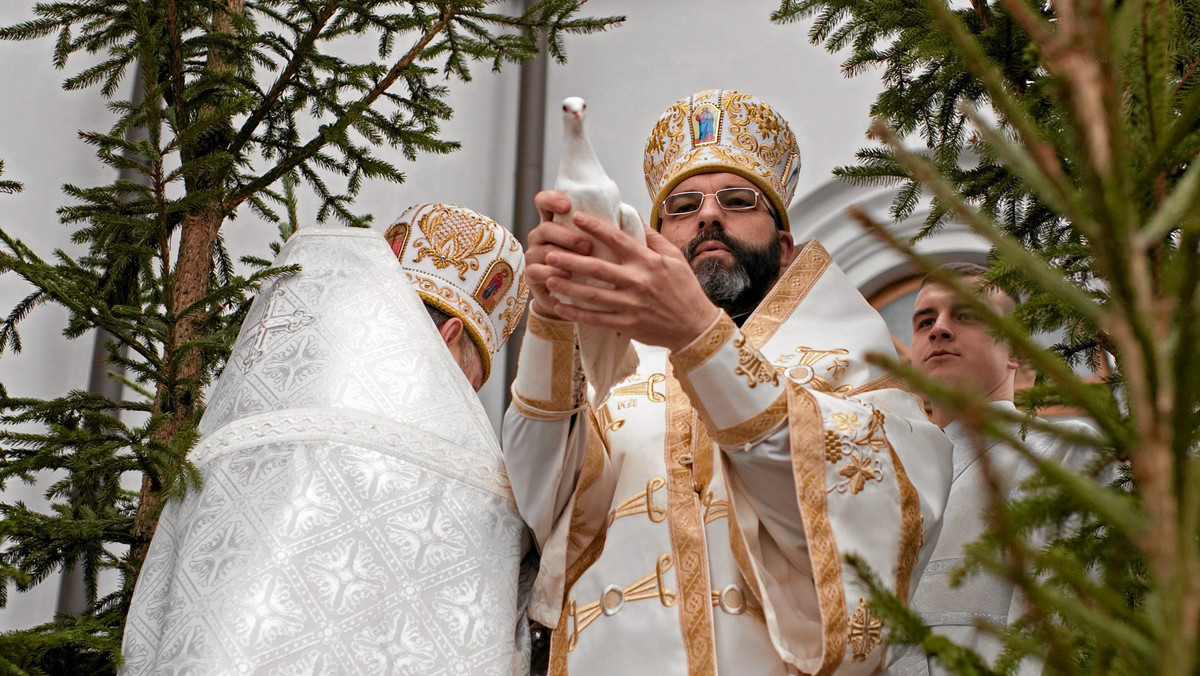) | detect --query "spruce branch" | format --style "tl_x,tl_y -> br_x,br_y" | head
225,9 -> 454,210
